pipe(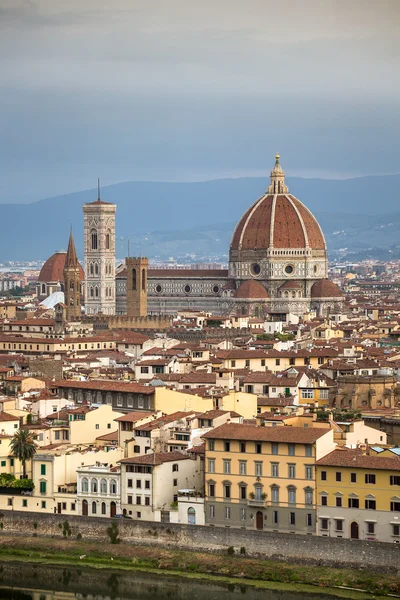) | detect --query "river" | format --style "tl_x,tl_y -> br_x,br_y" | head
0,563 -> 370,600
